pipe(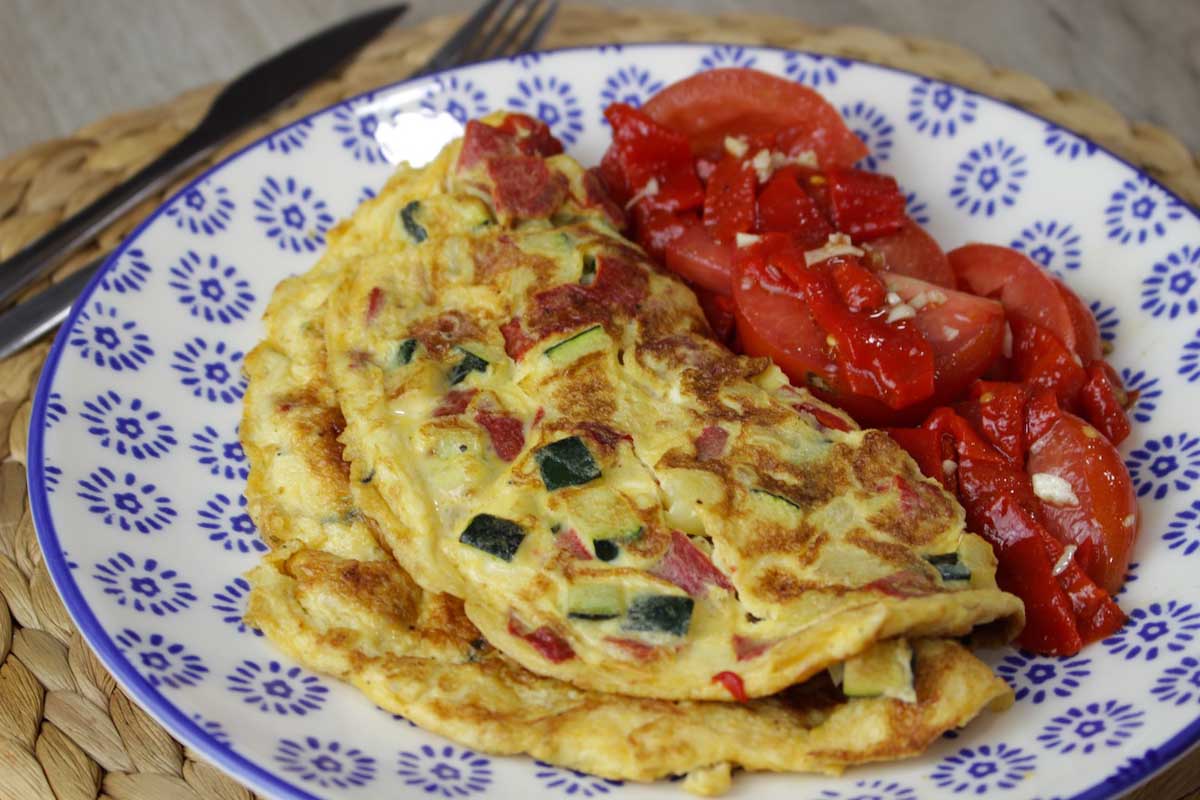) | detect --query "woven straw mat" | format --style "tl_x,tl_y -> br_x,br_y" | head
0,6 -> 1197,800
